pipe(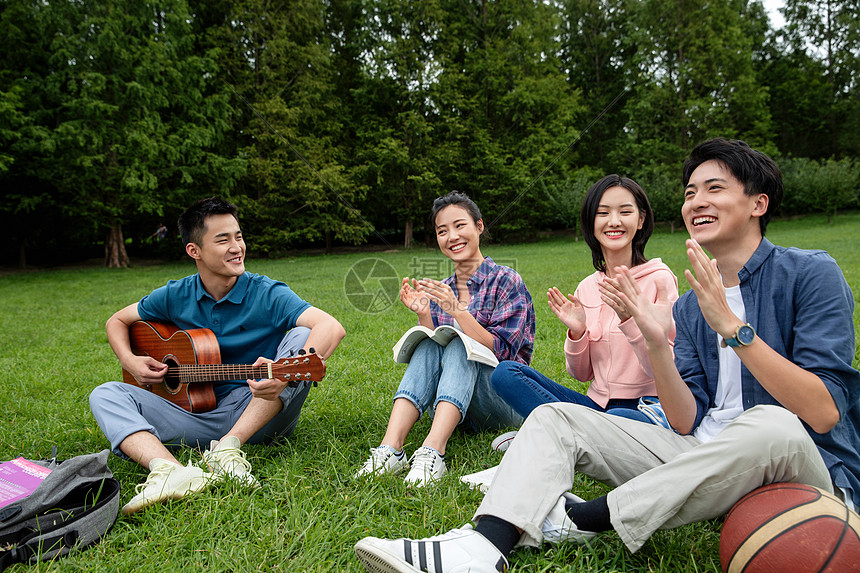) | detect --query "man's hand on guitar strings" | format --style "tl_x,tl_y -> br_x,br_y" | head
127,355 -> 168,386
